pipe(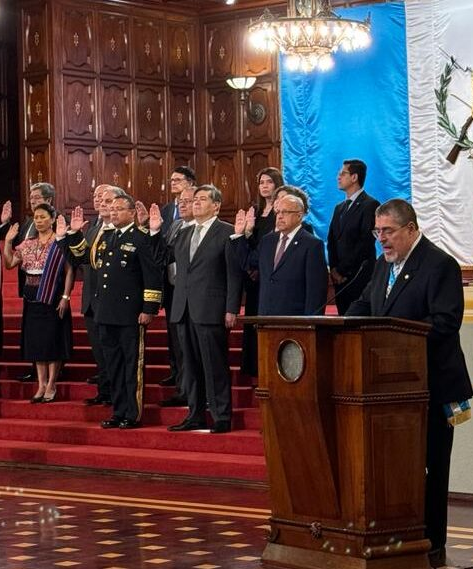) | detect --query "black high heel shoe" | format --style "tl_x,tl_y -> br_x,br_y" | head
30,392 -> 45,404
42,390 -> 57,403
